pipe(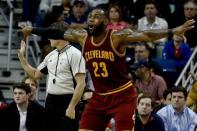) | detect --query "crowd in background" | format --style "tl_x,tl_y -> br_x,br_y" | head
0,0 -> 197,130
